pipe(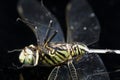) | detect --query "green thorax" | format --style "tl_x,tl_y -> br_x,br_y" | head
39,43 -> 89,66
